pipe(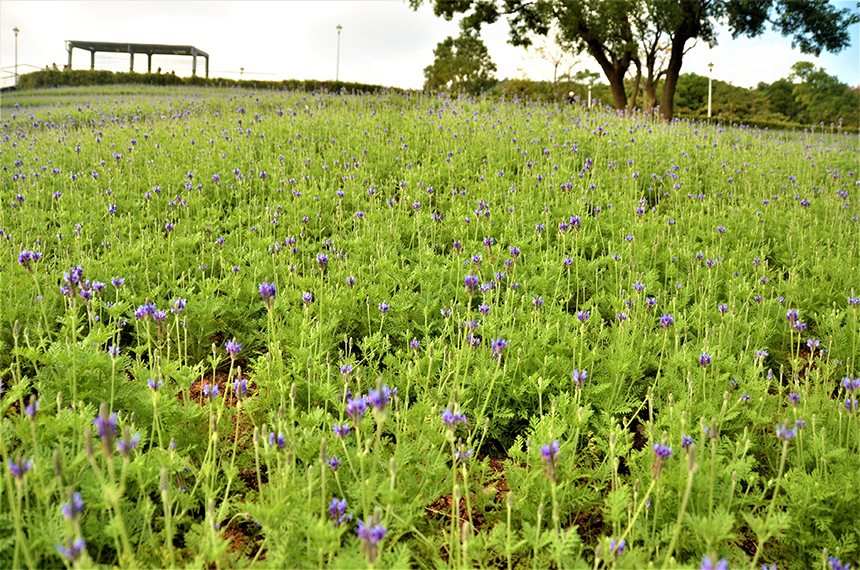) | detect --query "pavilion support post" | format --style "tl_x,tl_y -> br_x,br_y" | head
90,50 -> 95,69
147,53 -> 152,73
130,52 -> 134,72
67,45 -> 73,70
192,55 -> 197,77
205,56 -> 209,78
